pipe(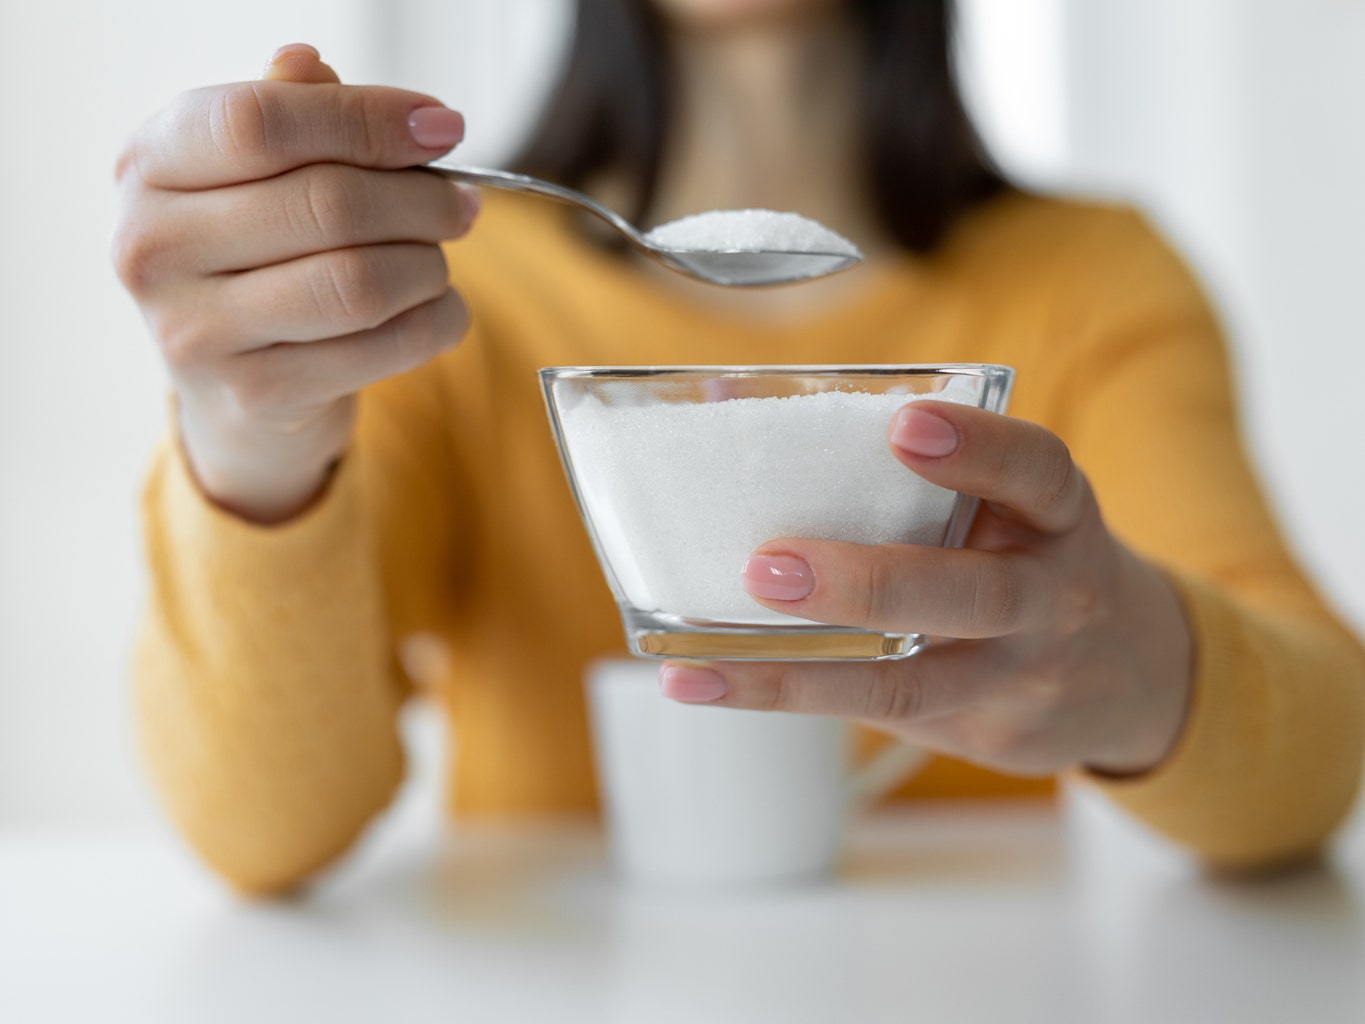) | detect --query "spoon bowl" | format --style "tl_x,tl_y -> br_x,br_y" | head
651,247 -> 861,287
424,163 -> 862,288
